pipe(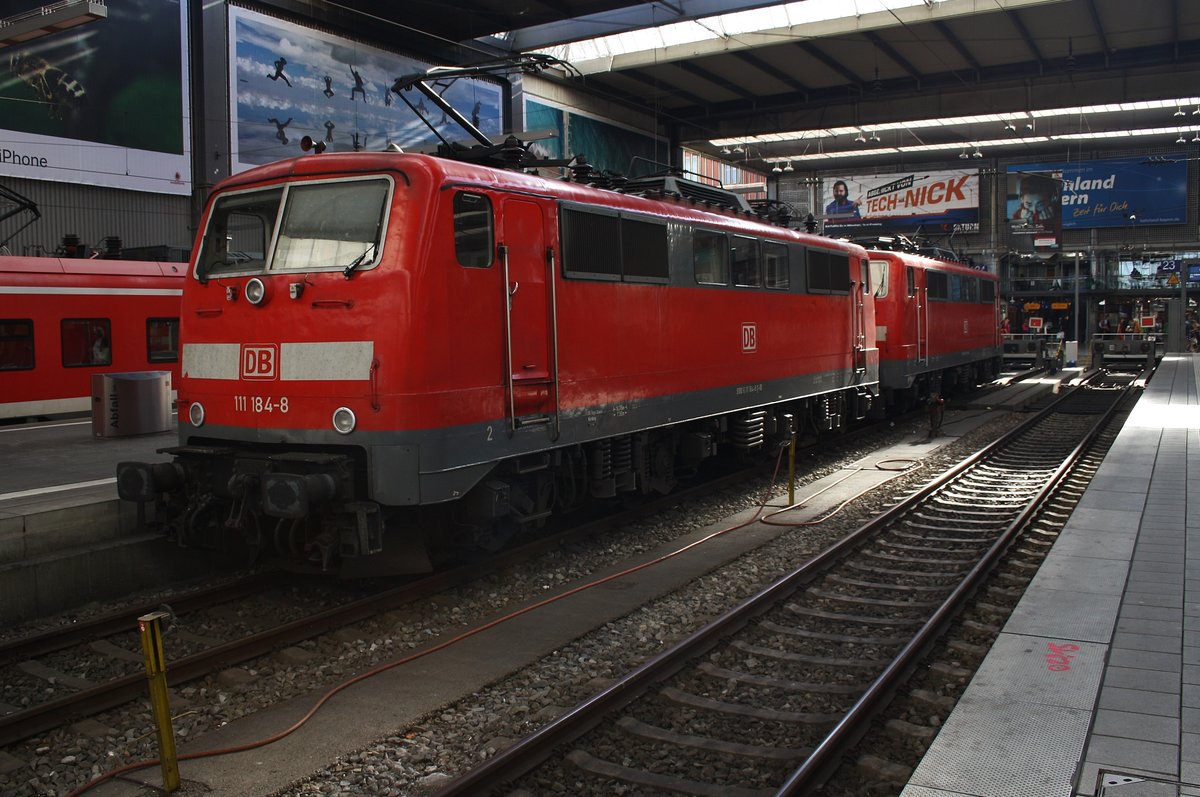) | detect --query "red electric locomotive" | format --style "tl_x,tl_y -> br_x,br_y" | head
0,256 -> 183,421
867,248 -> 1002,409
117,150 -> 880,572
